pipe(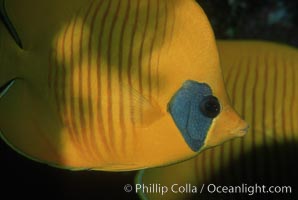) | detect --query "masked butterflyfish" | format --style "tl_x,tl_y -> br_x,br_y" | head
0,0 -> 247,171
136,40 -> 298,200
